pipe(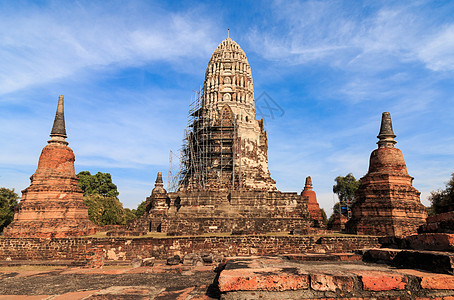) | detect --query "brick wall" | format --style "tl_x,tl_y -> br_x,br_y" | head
0,236 -> 379,262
